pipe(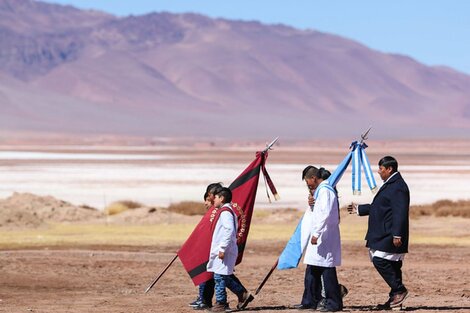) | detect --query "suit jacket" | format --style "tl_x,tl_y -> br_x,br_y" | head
358,172 -> 410,253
